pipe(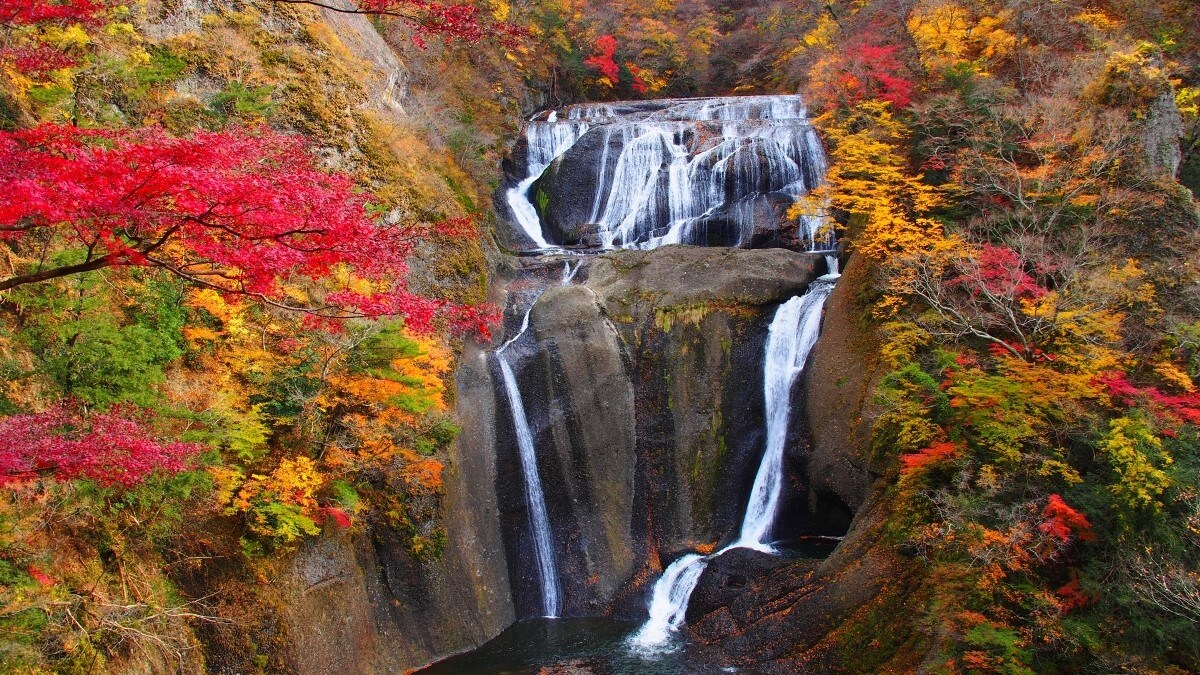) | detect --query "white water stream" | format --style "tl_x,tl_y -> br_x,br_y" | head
496,301 -> 562,618
494,95 -> 838,646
